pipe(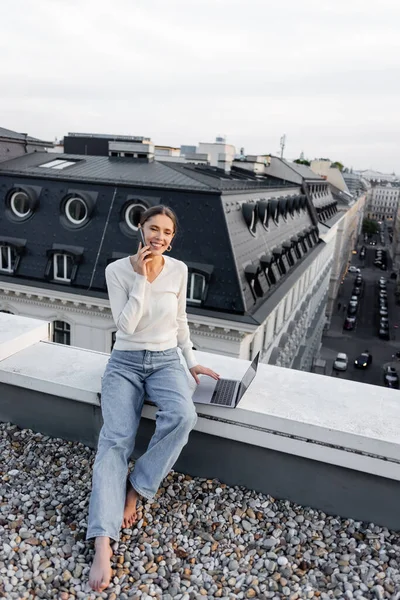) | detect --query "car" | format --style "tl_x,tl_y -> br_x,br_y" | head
350,295 -> 358,303
352,287 -> 361,296
379,290 -> 388,298
348,266 -> 361,273
383,366 -> 399,389
381,316 -> 389,324
343,316 -> 356,330
354,351 -> 373,369
347,305 -> 357,316
333,353 -> 349,371
379,277 -> 387,284
379,281 -> 387,289
379,307 -> 388,316
379,328 -> 390,340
